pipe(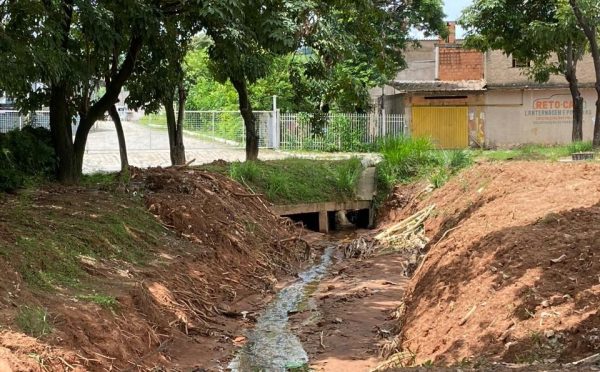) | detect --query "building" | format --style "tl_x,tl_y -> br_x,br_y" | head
372,22 -> 598,148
